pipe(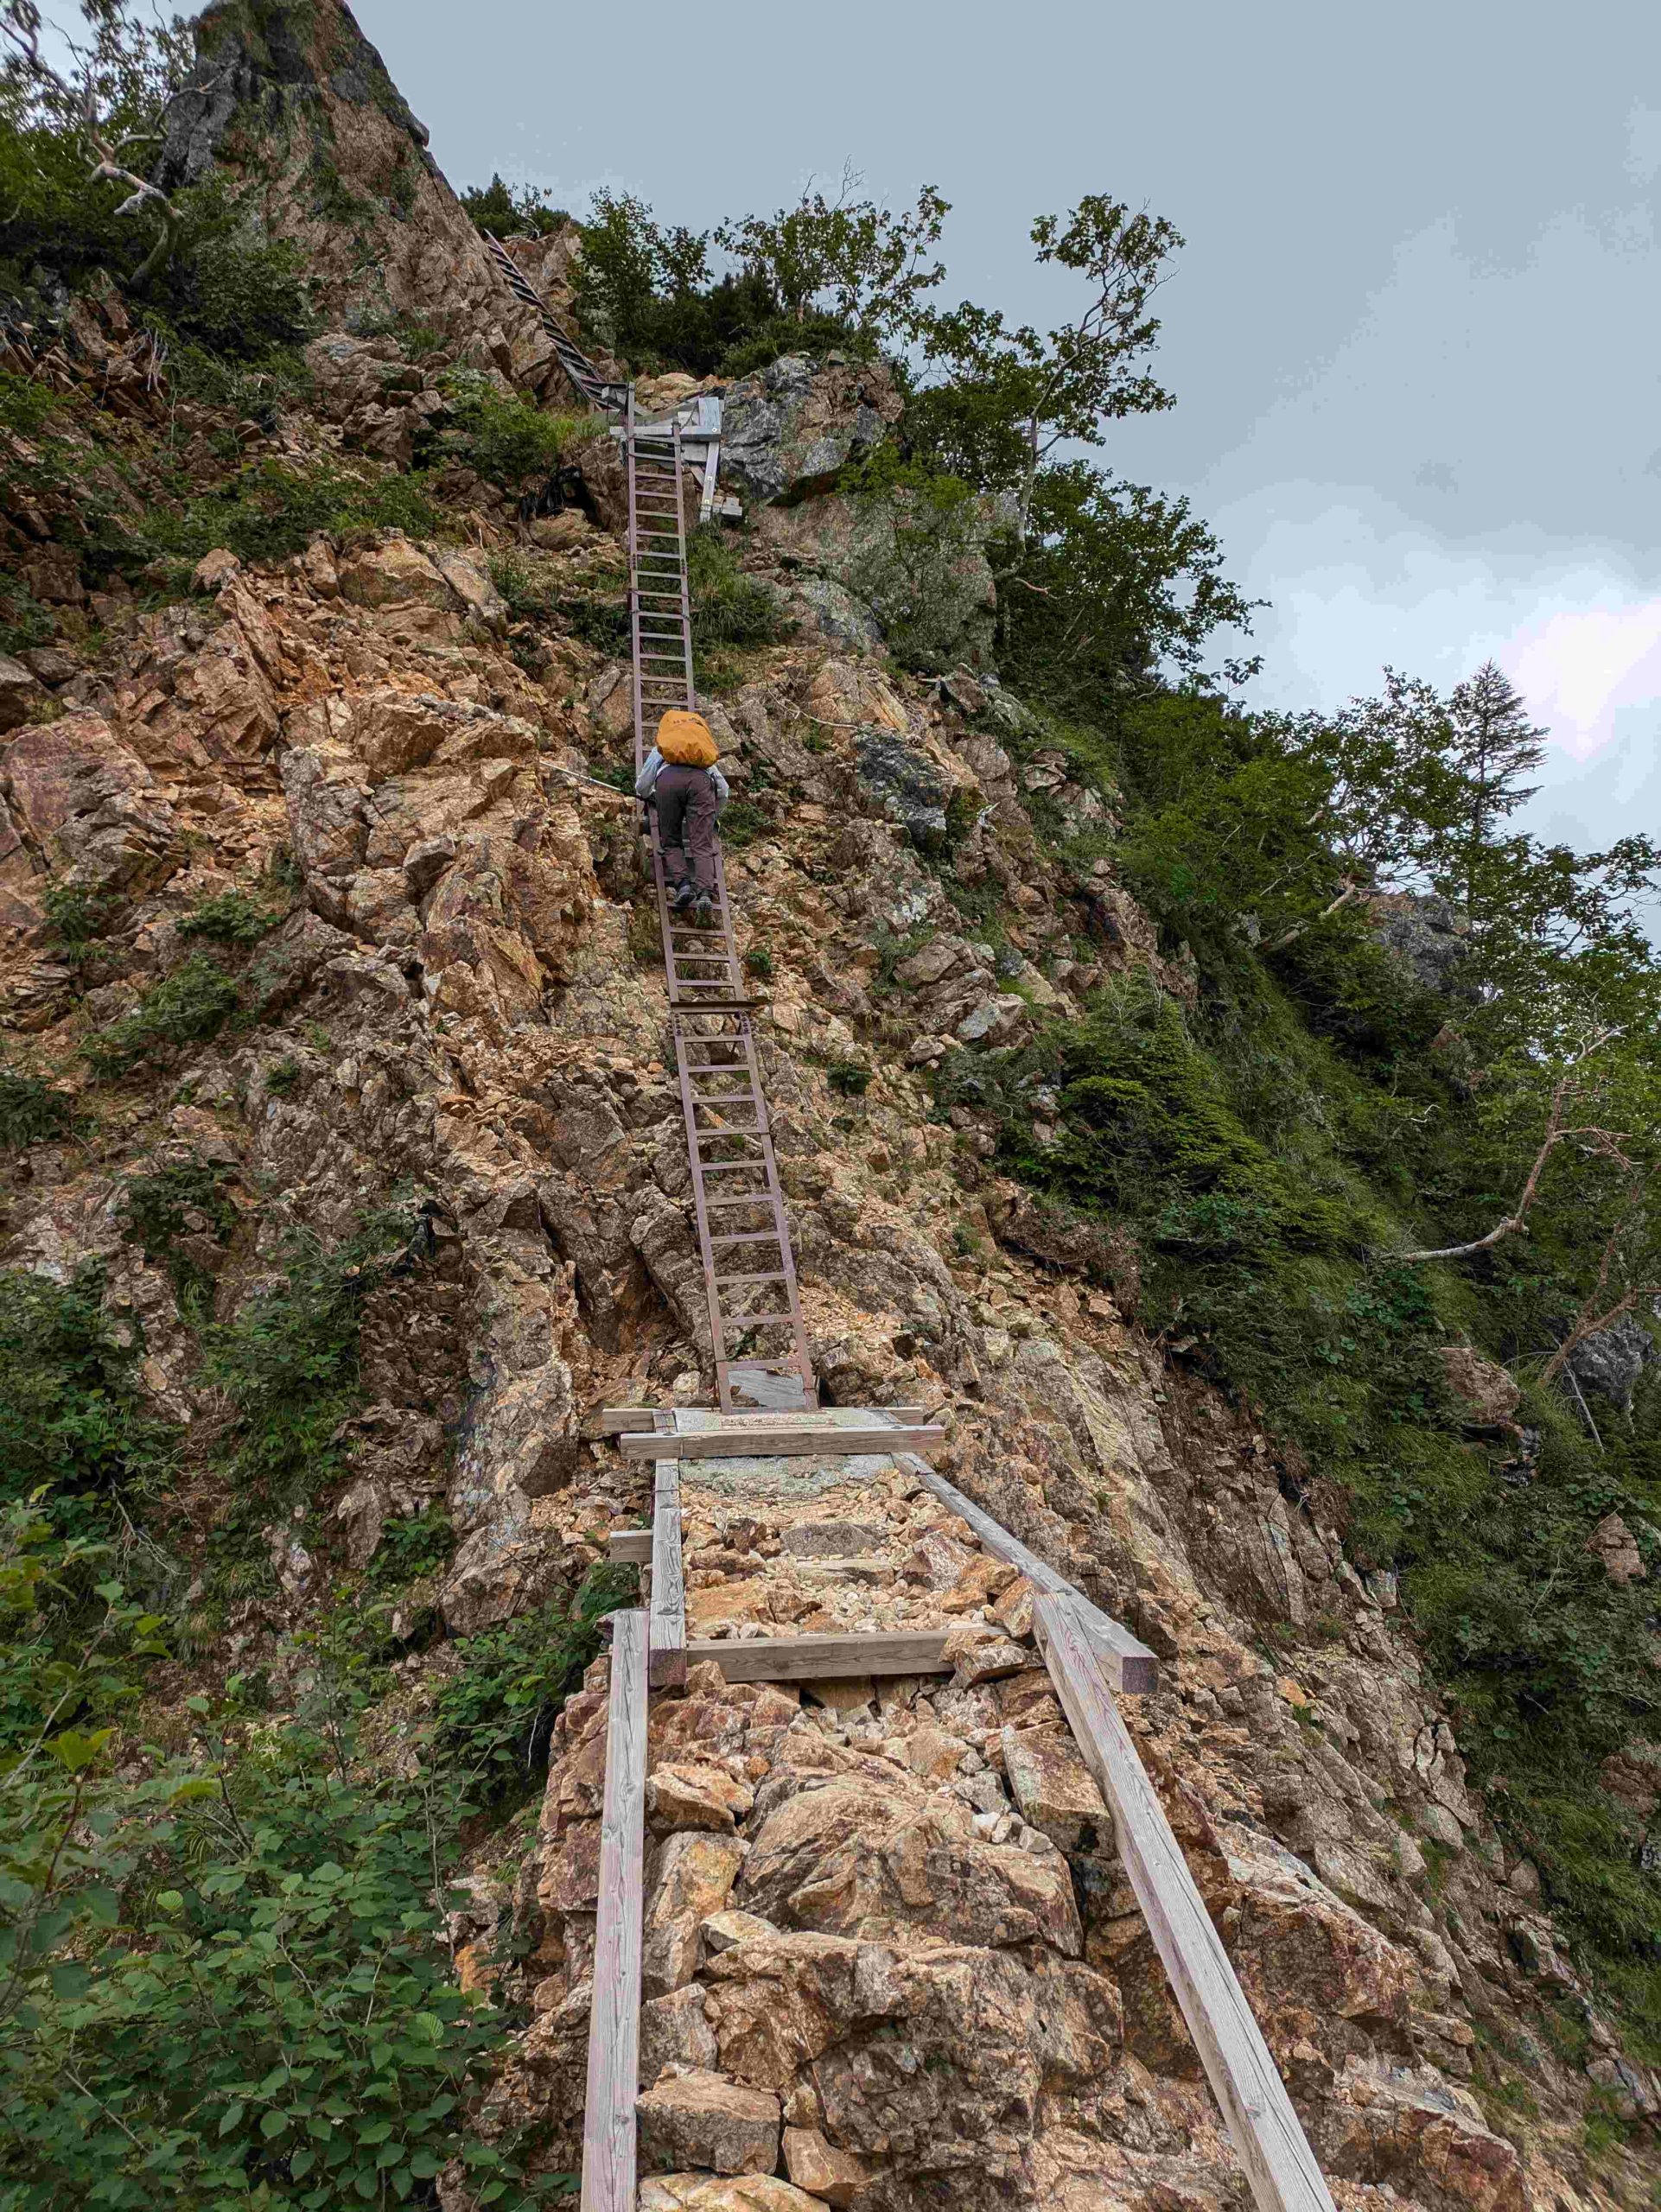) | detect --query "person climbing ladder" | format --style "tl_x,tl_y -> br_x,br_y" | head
635,706 -> 729,922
